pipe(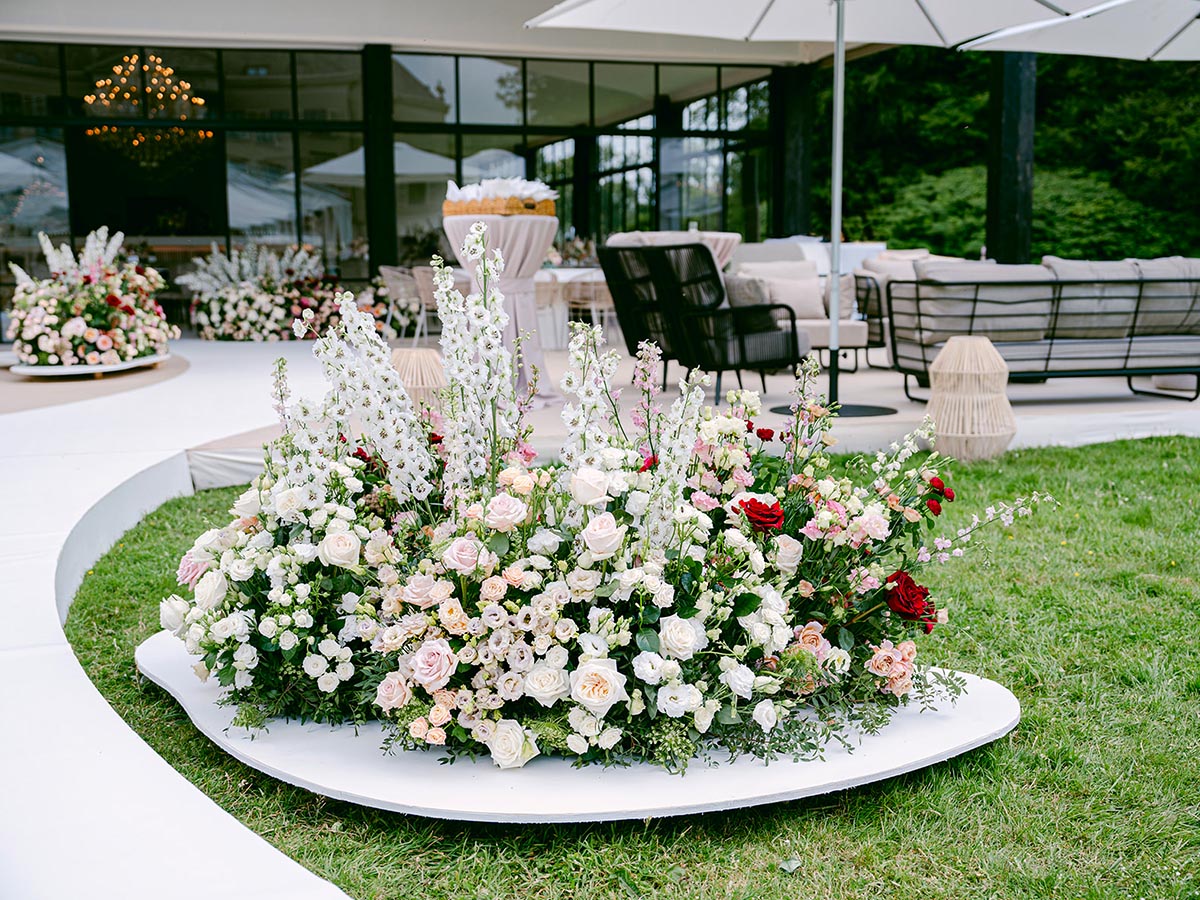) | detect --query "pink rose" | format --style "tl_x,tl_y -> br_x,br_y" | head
402,573 -> 439,609
580,512 -> 627,561
409,638 -> 459,692
374,672 -> 412,711
176,551 -> 210,589
441,536 -> 495,576
484,493 -> 528,533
